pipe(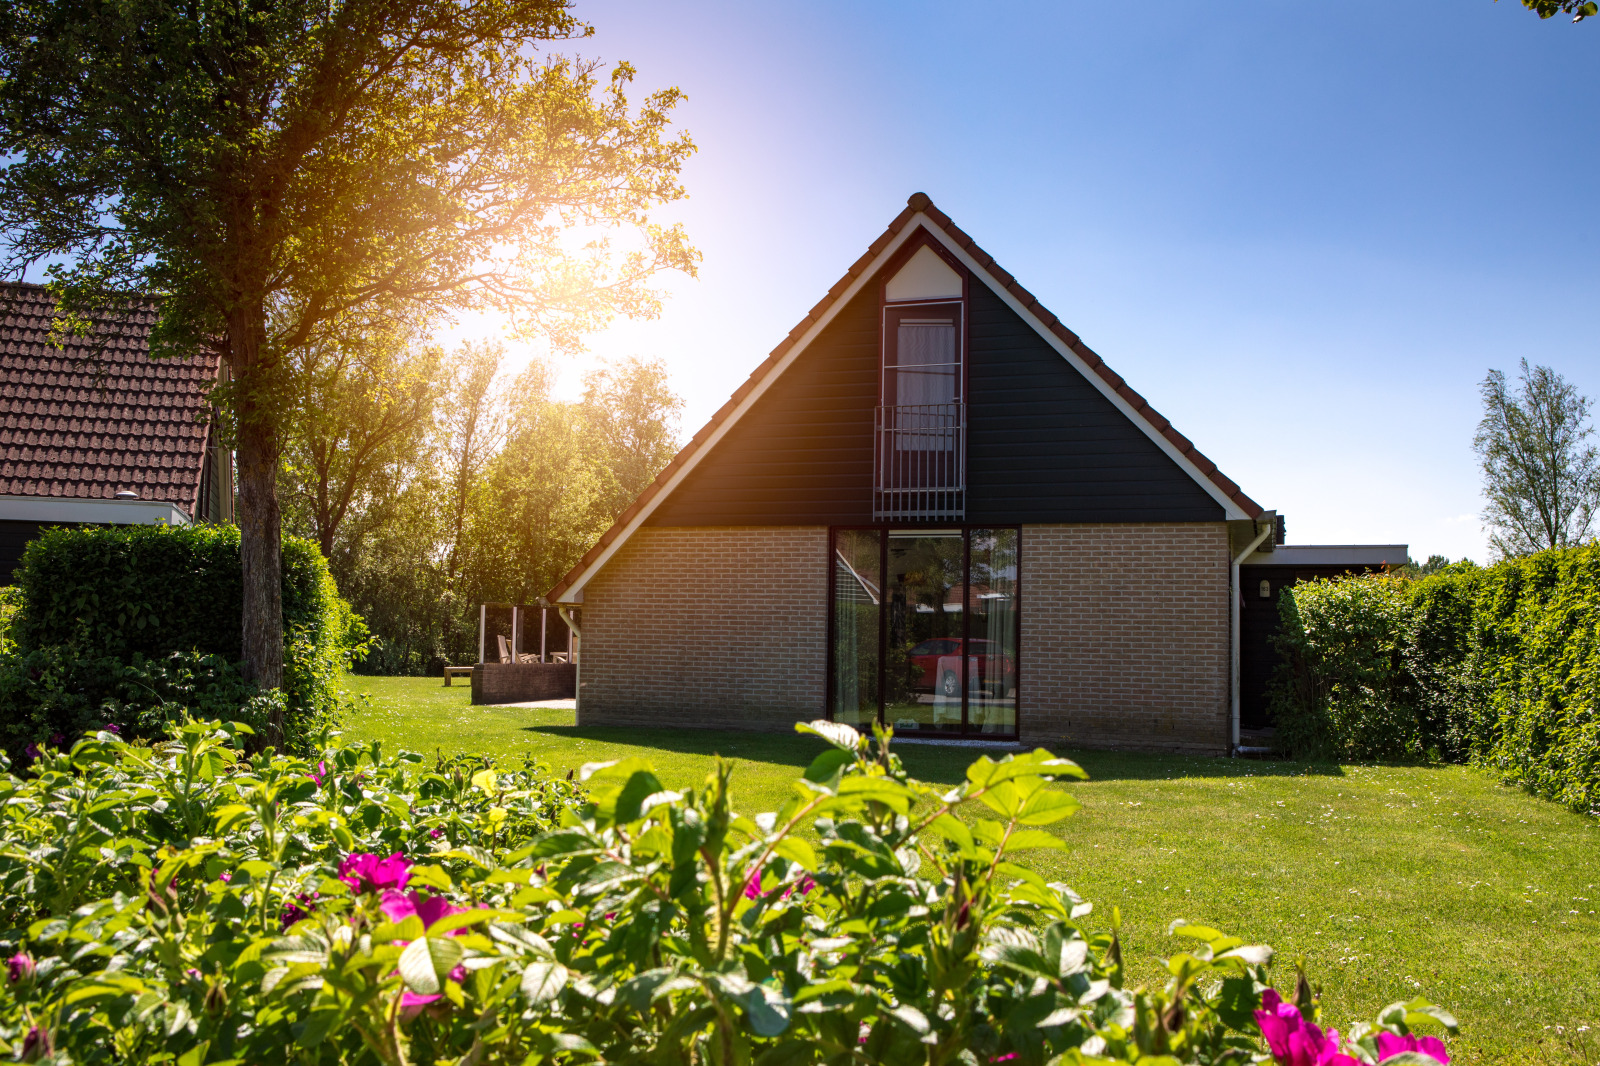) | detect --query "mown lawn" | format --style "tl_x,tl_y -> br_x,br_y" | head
341,675 -> 1600,1065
